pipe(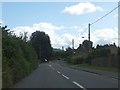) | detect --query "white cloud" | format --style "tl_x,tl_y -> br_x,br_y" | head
12,22 -> 63,37
0,19 -> 4,26
12,22 -> 67,49
12,23 -> 118,49
52,34 -> 75,49
74,26 -> 78,29
62,2 -> 103,15
96,6 -> 104,11
91,27 -> 118,47
12,26 -> 33,37
0,20 -> 2,24
113,13 -> 118,18
12,22 -> 85,49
